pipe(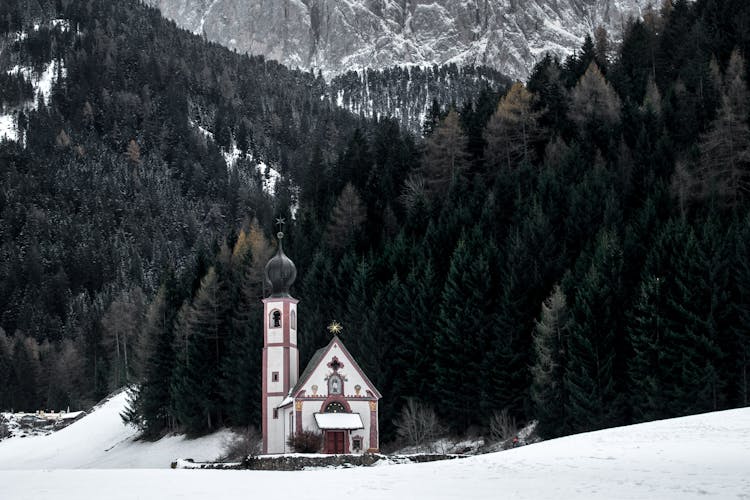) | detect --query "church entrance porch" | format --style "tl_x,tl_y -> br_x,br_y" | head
324,430 -> 348,454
